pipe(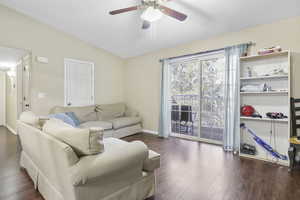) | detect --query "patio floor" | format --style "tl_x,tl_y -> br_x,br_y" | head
171,123 -> 223,142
